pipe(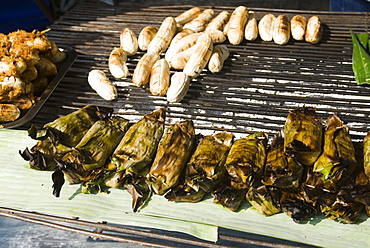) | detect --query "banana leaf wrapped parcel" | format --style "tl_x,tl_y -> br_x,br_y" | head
262,131 -> 304,191
213,132 -> 268,212
52,117 -> 129,197
313,114 -> 357,184
165,131 -> 234,203
284,106 -> 323,166
246,183 -> 282,216
20,105 -> 112,171
111,108 -> 166,174
147,120 -> 195,195
363,131 -> 370,178
280,190 -> 317,223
